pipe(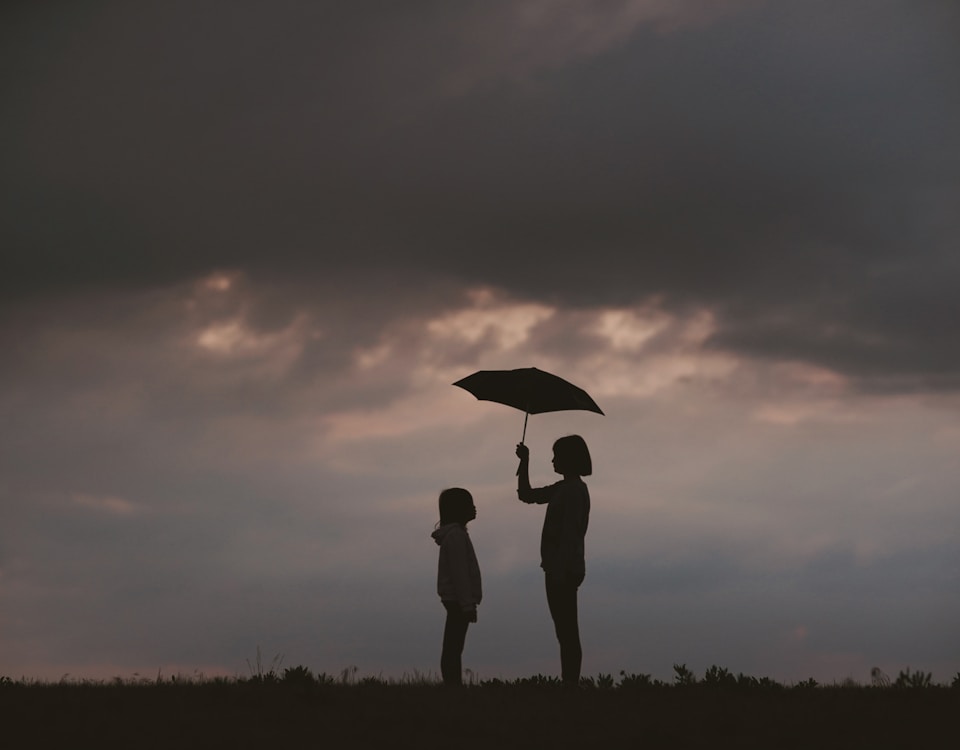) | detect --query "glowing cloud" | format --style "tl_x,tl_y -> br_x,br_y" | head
425,290 -> 555,352
593,308 -> 670,352
71,493 -> 141,516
